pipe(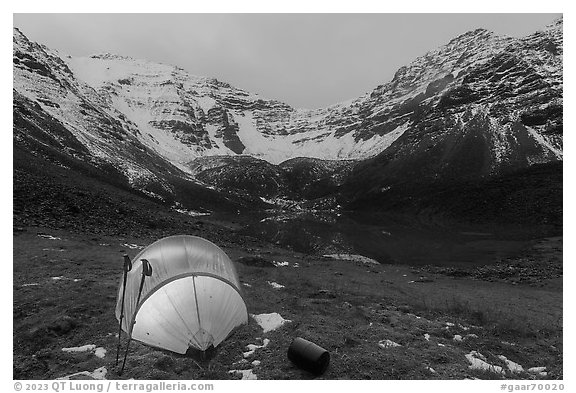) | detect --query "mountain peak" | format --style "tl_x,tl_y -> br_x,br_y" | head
545,16 -> 563,31
13,27 -> 31,46
447,27 -> 496,46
